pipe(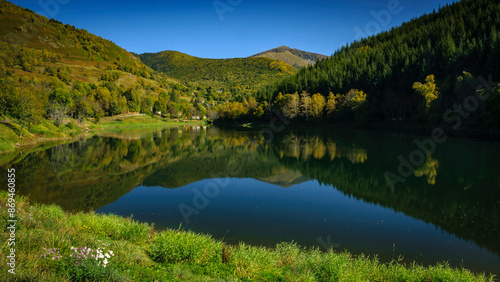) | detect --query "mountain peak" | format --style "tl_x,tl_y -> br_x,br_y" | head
250,46 -> 328,68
